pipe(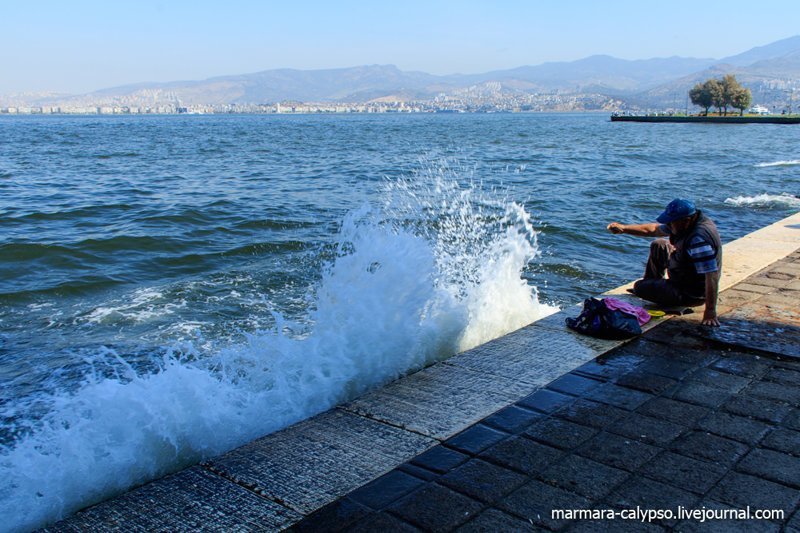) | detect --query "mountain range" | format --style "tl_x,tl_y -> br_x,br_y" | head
6,35 -> 800,110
